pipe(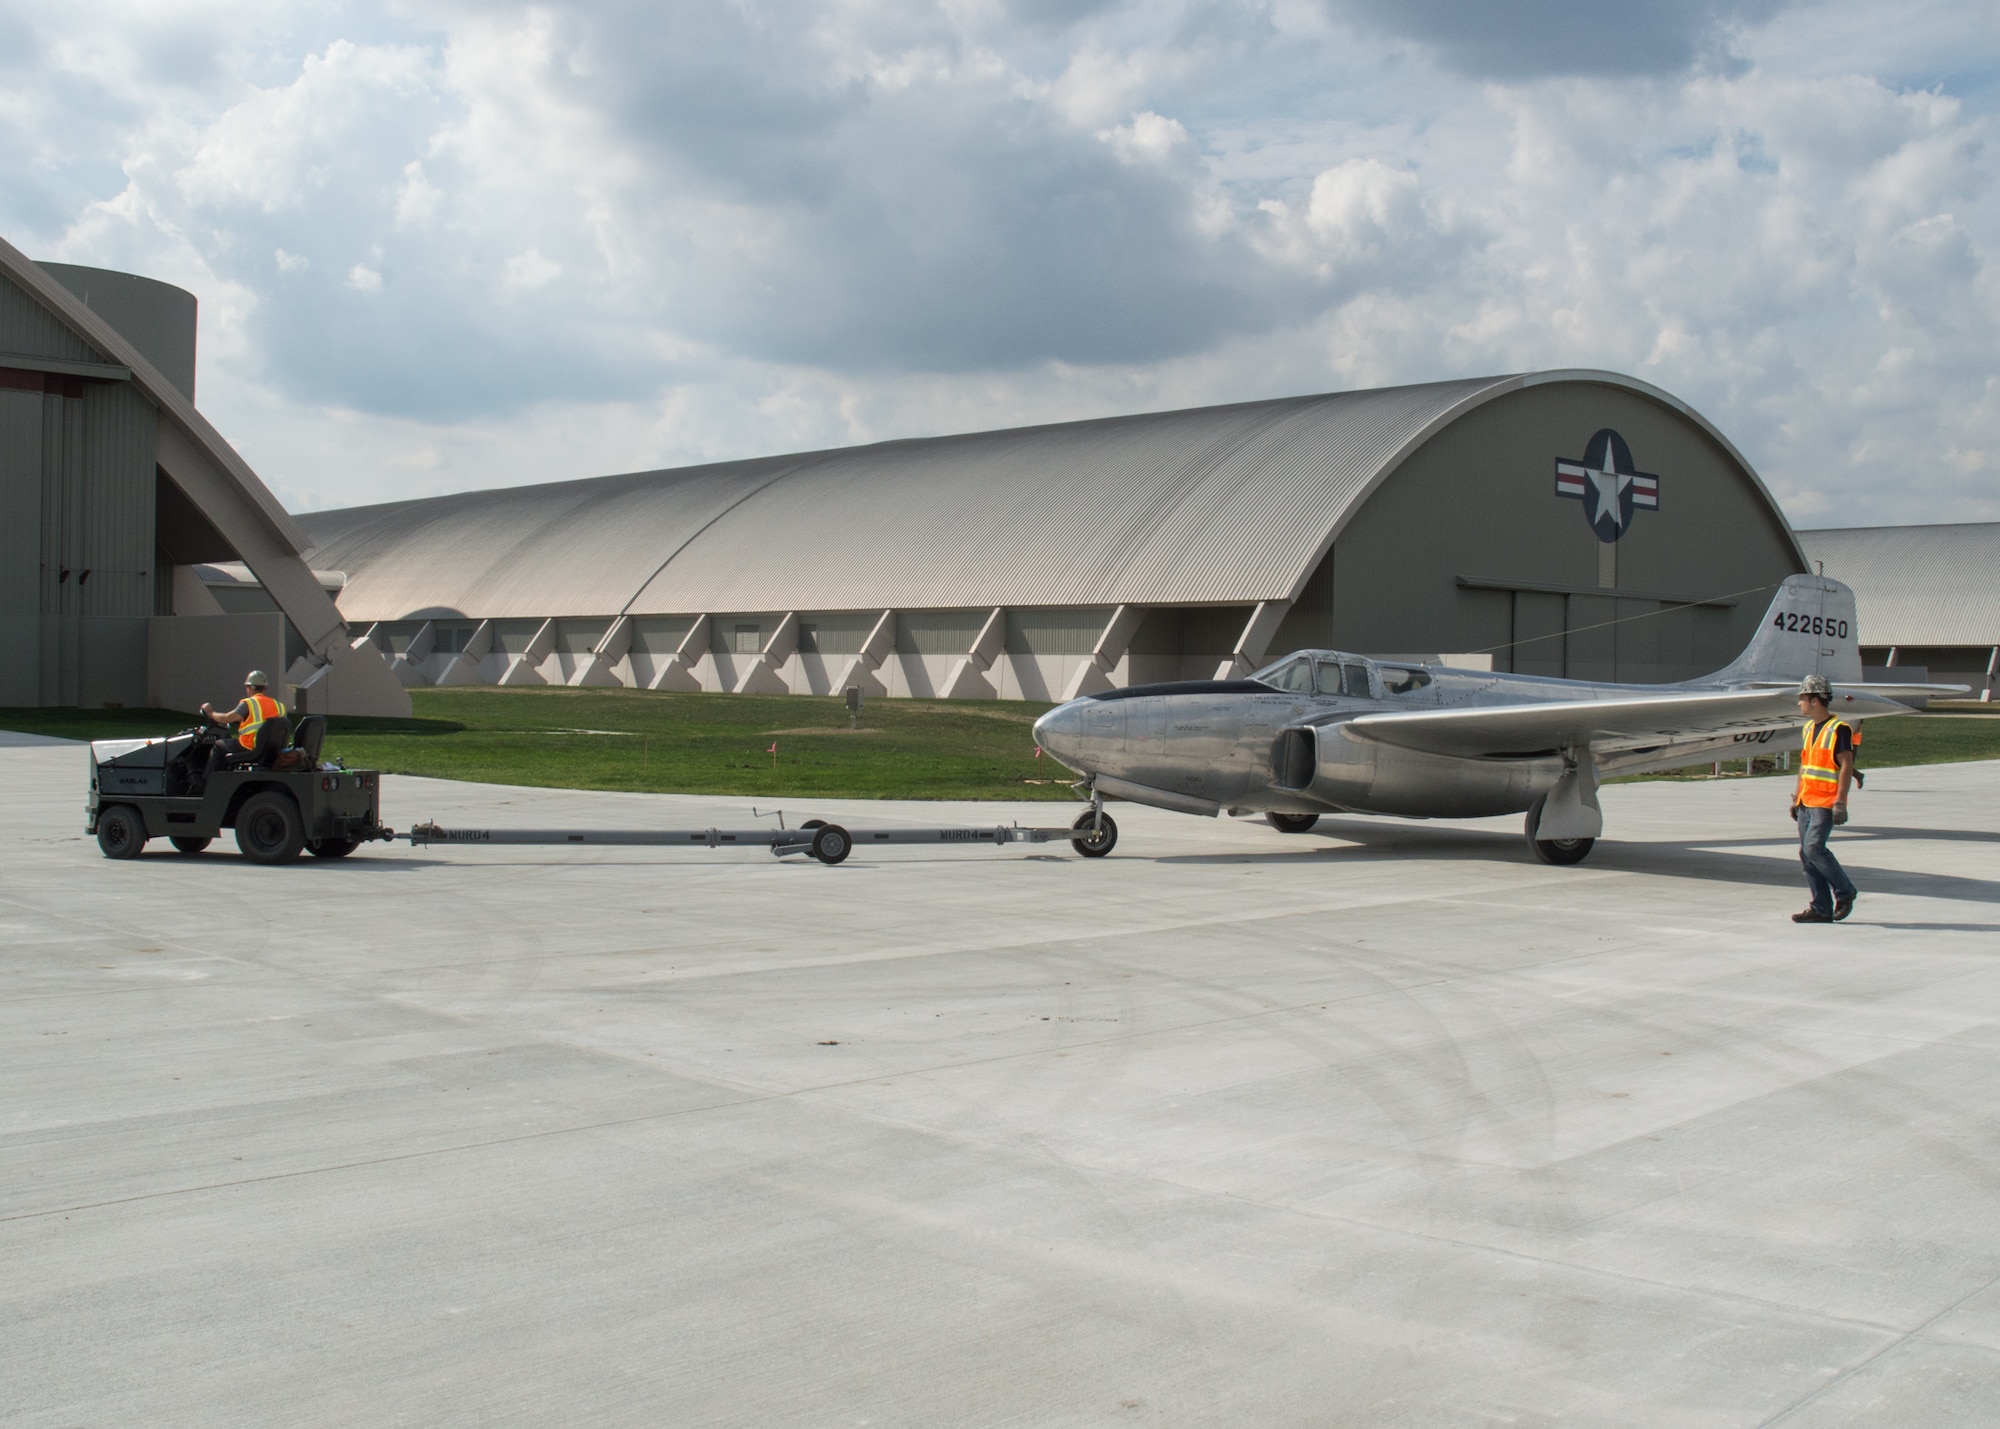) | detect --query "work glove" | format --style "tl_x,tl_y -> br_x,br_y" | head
1833,805 -> 1848,826
1788,803 -> 1799,820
